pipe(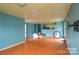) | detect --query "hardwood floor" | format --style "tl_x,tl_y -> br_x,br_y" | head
0,38 -> 70,55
